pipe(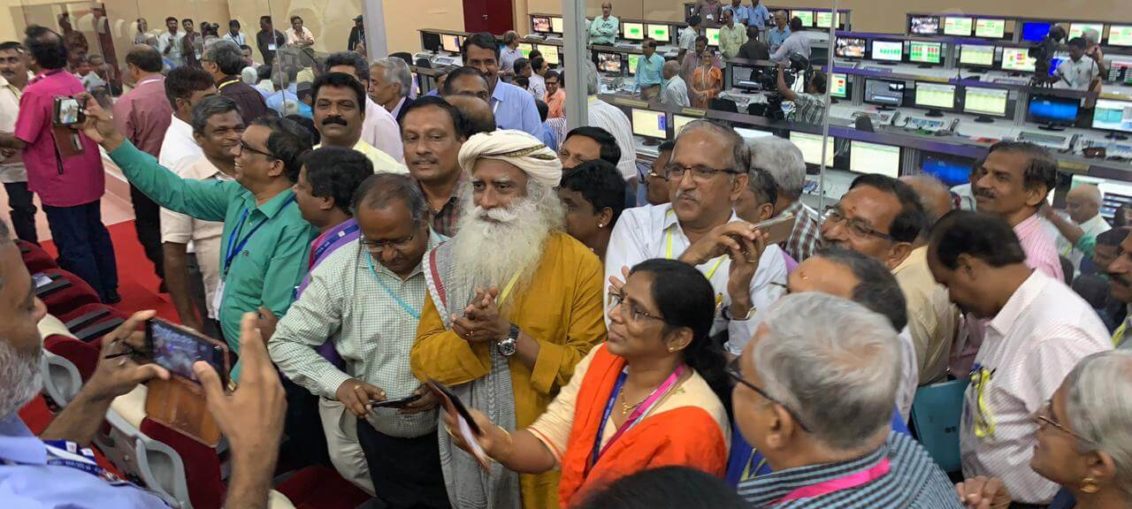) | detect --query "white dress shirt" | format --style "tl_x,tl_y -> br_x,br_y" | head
895,327 -> 920,423
588,96 -> 639,181
661,76 -> 691,108
605,204 -> 789,355
1055,57 -> 1101,90
160,157 -> 231,317
678,26 -> 698,53
528,73 -> 546,101
960,271 -> 1111,504
362,96 -> 405,163
0,74 -> 28,183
